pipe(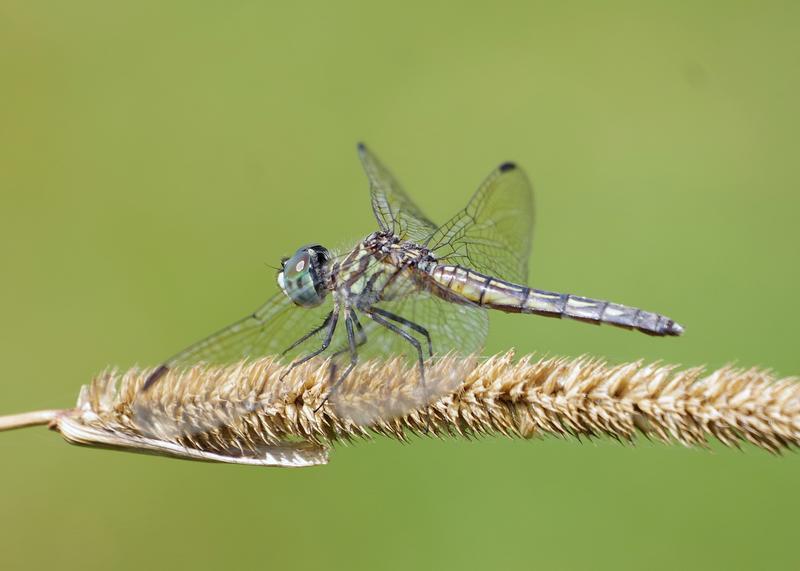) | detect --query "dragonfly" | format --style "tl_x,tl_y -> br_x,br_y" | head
139,143 -> 683,427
